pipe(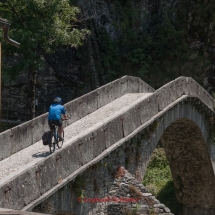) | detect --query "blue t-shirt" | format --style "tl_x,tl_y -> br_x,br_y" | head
48,103 -> 66,120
